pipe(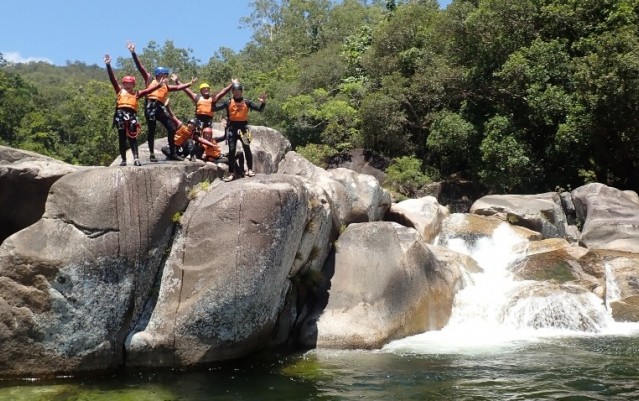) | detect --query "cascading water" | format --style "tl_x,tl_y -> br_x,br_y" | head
384,218 -> 639,354
604,262 -> 621,310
